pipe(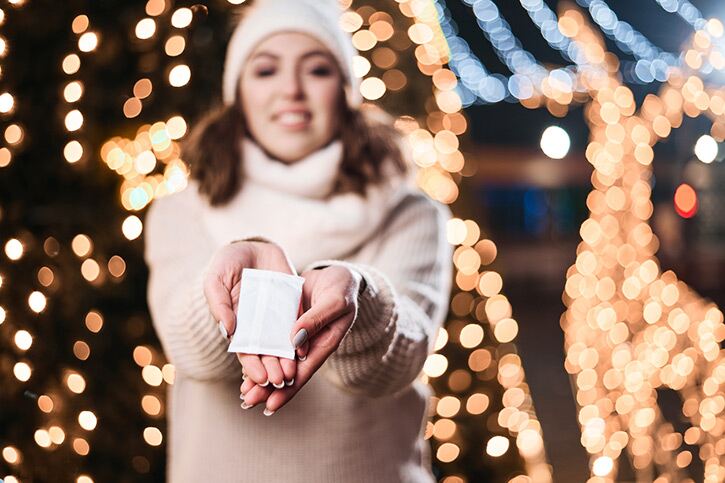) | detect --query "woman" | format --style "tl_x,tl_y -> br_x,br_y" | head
144,0 -> 453,481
